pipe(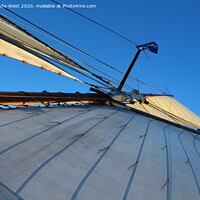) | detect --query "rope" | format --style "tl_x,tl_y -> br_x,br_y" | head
0,27 -> 114,89
143,51 -> 171,95
148,96 -> 199,128
147,101 -> 198,128
0,9 -> 165,94
0,12 -> 136,91
0,7 -> 123,74
50,0 -> 138,46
